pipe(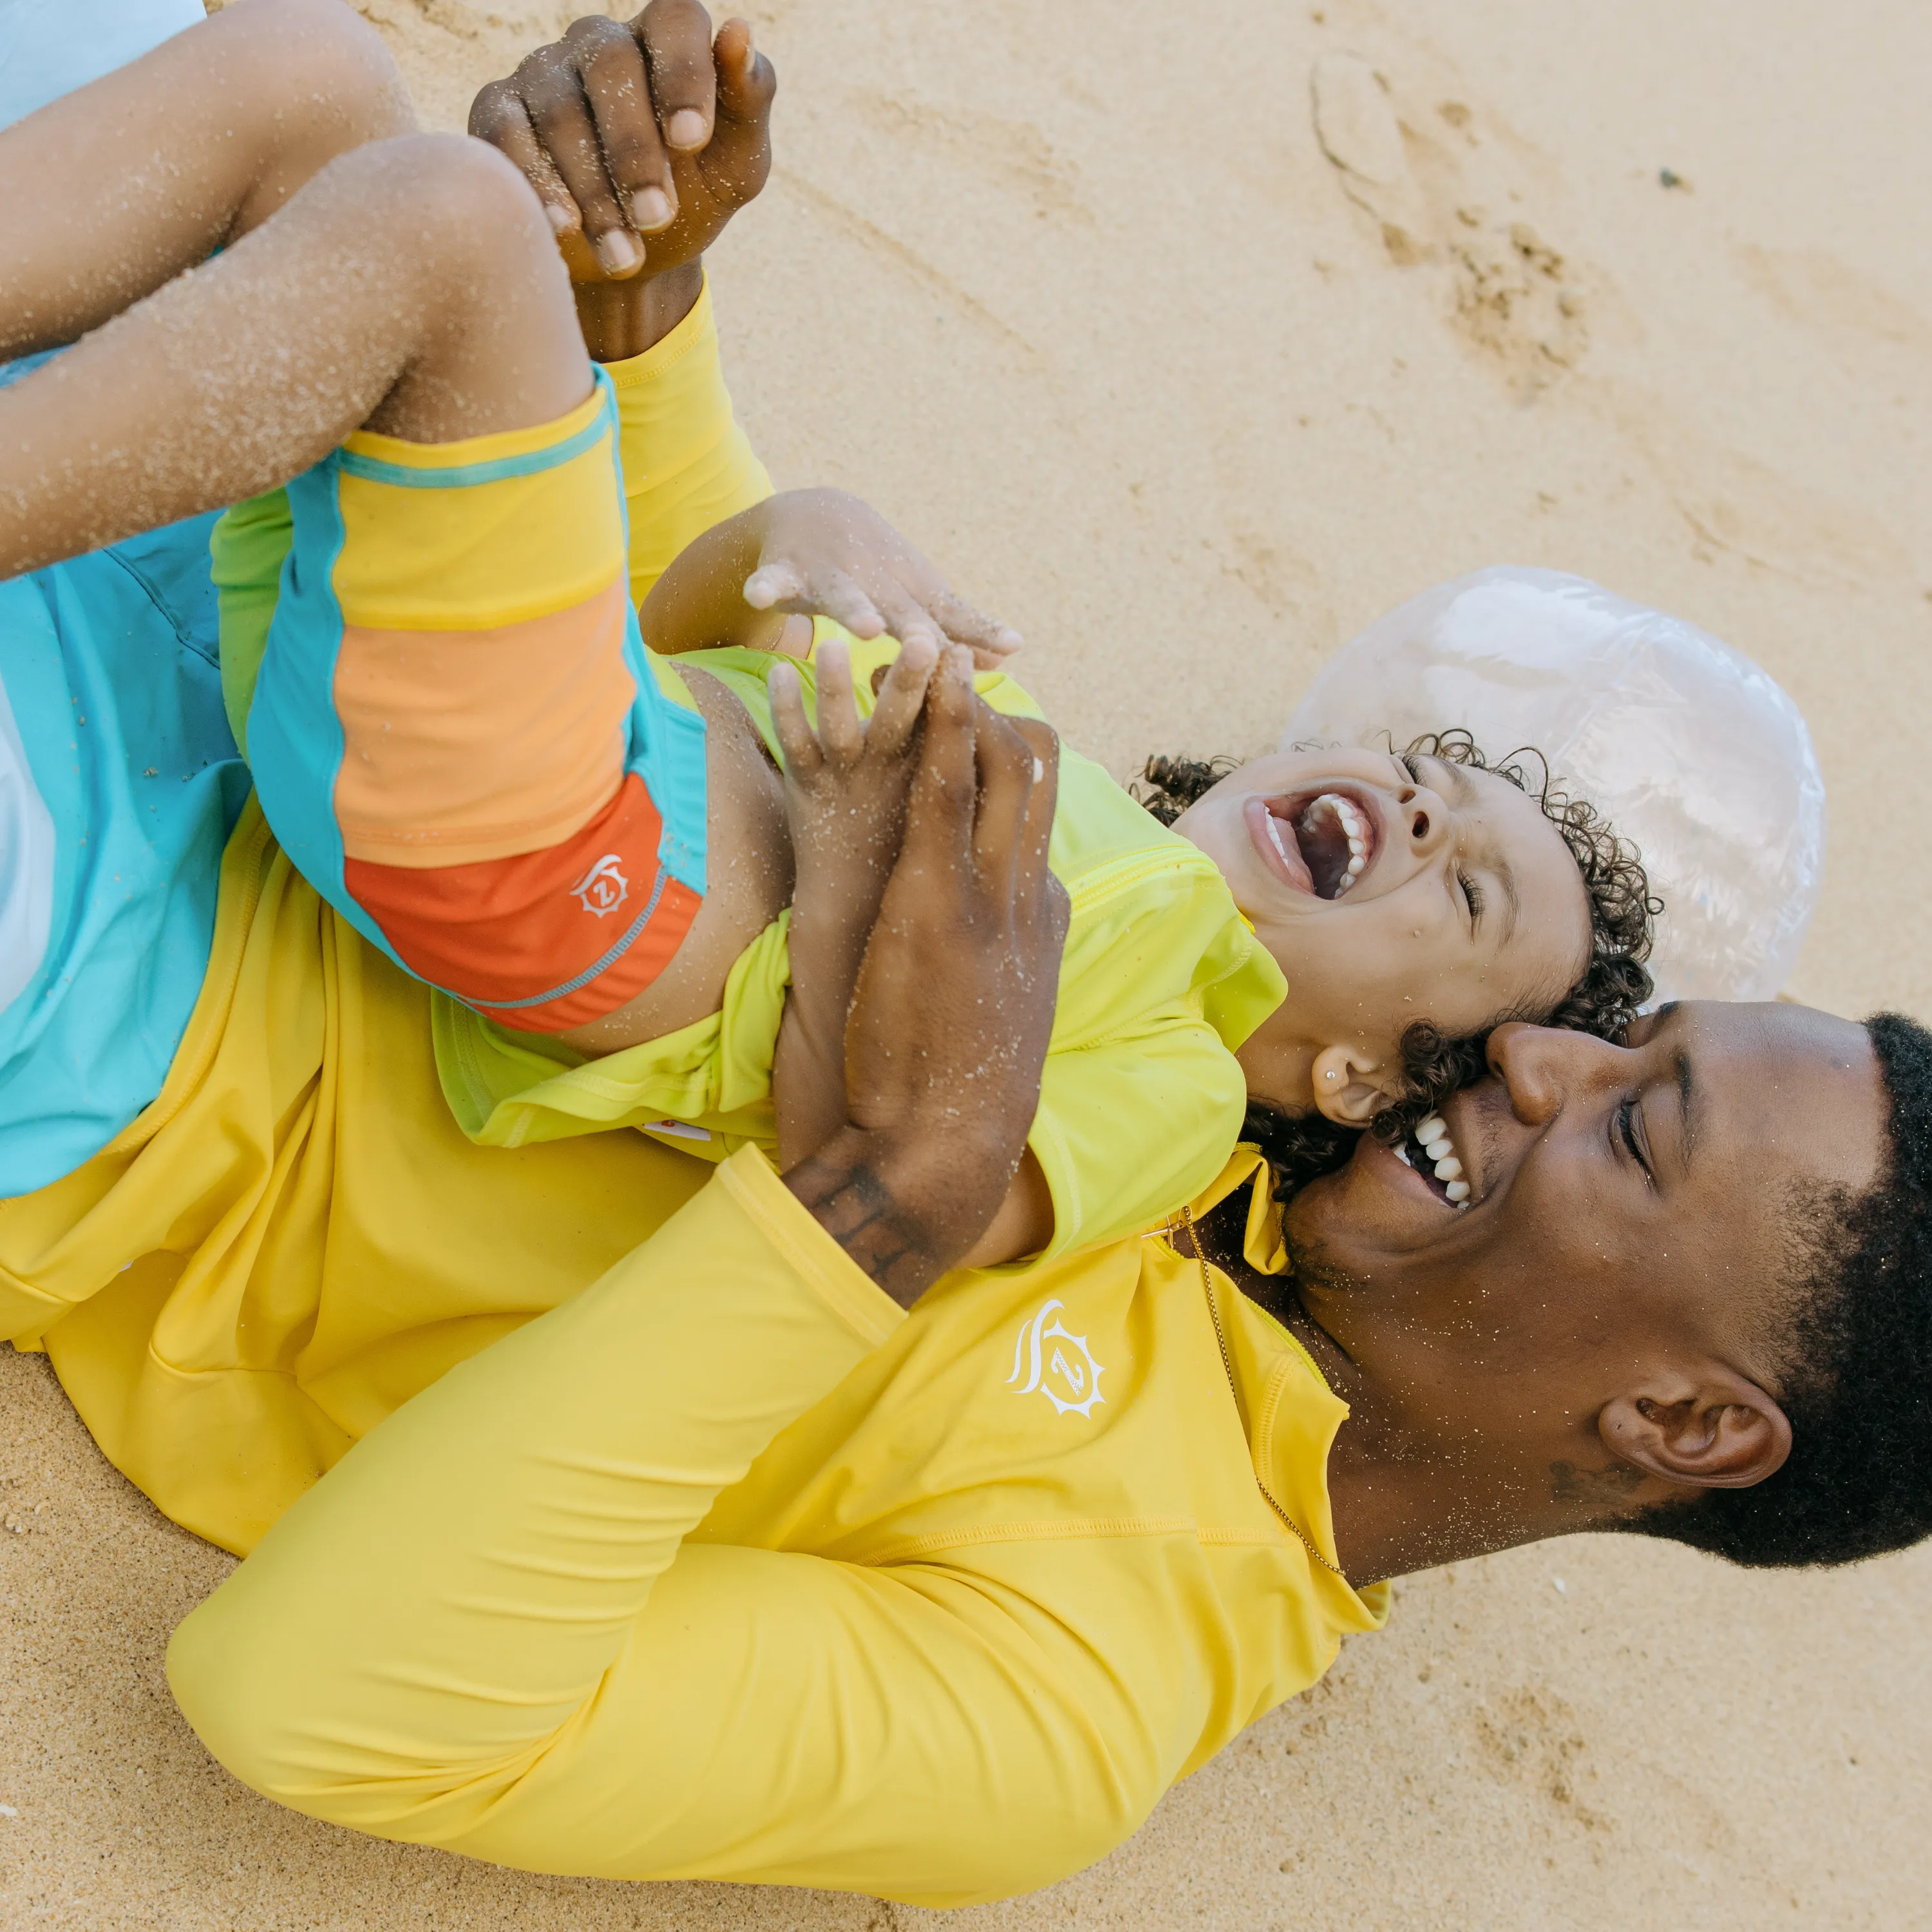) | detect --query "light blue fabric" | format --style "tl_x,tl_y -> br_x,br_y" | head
0,0 -> 204,131
0,354 -> 249,1197
0,0 -> 249,1195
